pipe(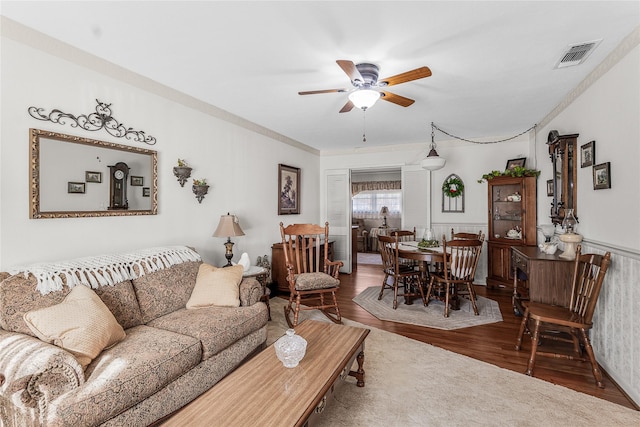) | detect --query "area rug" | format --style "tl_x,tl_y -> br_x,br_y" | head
352,285 -> 503,330
357,252 -> 382,265
266,298 -> 640,426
